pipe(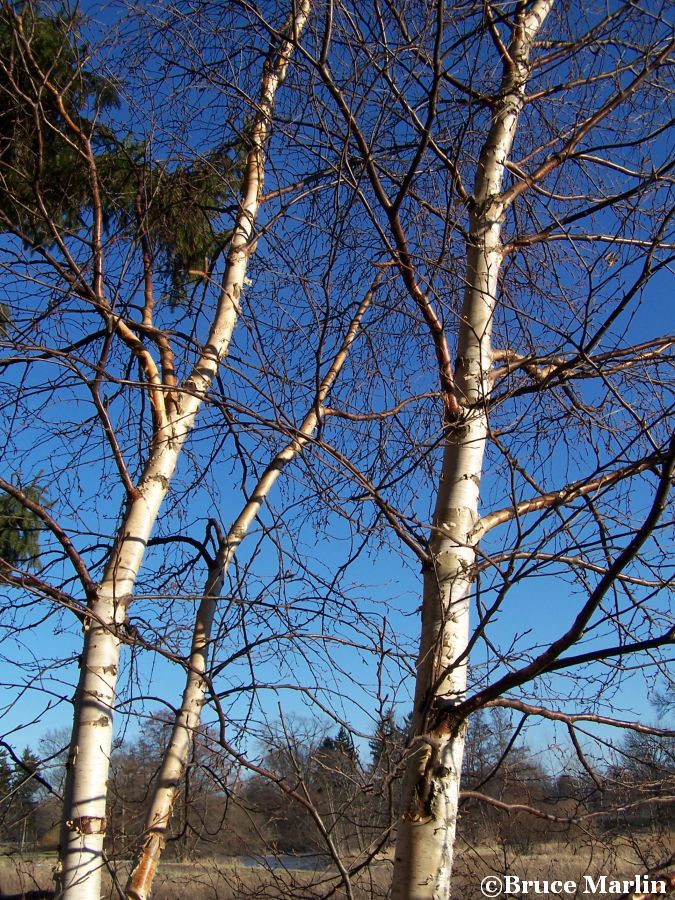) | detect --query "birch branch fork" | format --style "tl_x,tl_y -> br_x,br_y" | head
57,3 -> 312,896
